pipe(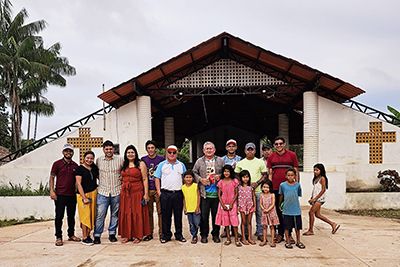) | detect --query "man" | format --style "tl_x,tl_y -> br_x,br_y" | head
267,136 -> 299,243
234,142 -> 268,241
221,139 -> 242,168
49,143 -> 81,246
193,141 -> 225,243
155,145 -> 187,244
93,140 -> 123,244
141,140 -> 164,241
261,143 -> 273,167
